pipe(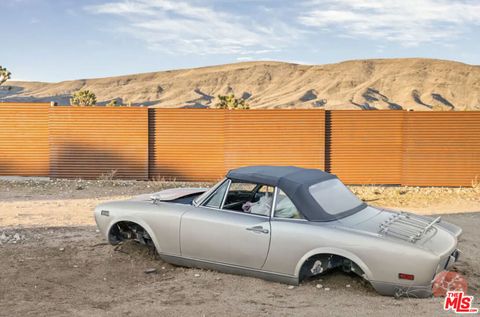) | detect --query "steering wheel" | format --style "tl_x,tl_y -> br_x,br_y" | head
248,184 -> 263,202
